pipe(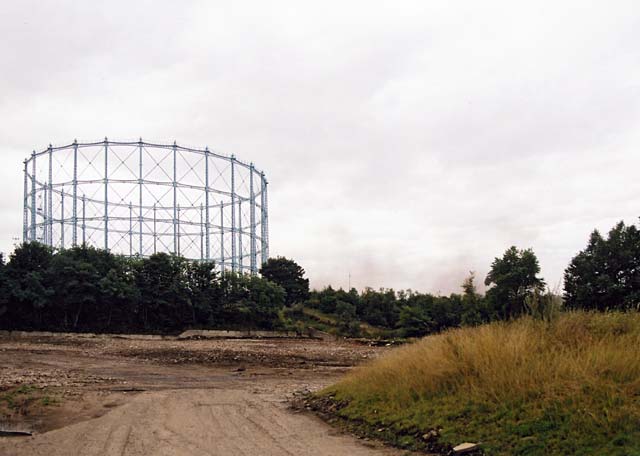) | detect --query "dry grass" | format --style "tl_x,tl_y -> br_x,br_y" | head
322,312 -> 640,455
